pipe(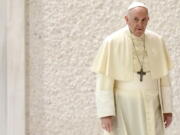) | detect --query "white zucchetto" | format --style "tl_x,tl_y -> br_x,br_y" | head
128,1 -> 148,11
